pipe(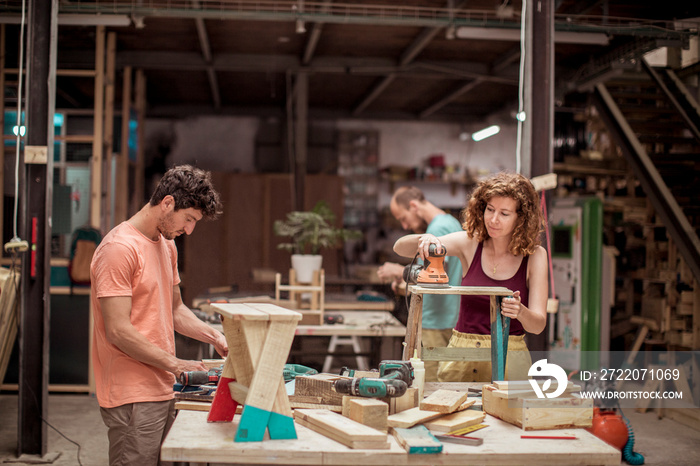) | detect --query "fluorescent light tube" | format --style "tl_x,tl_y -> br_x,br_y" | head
472,125 -> 500,142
